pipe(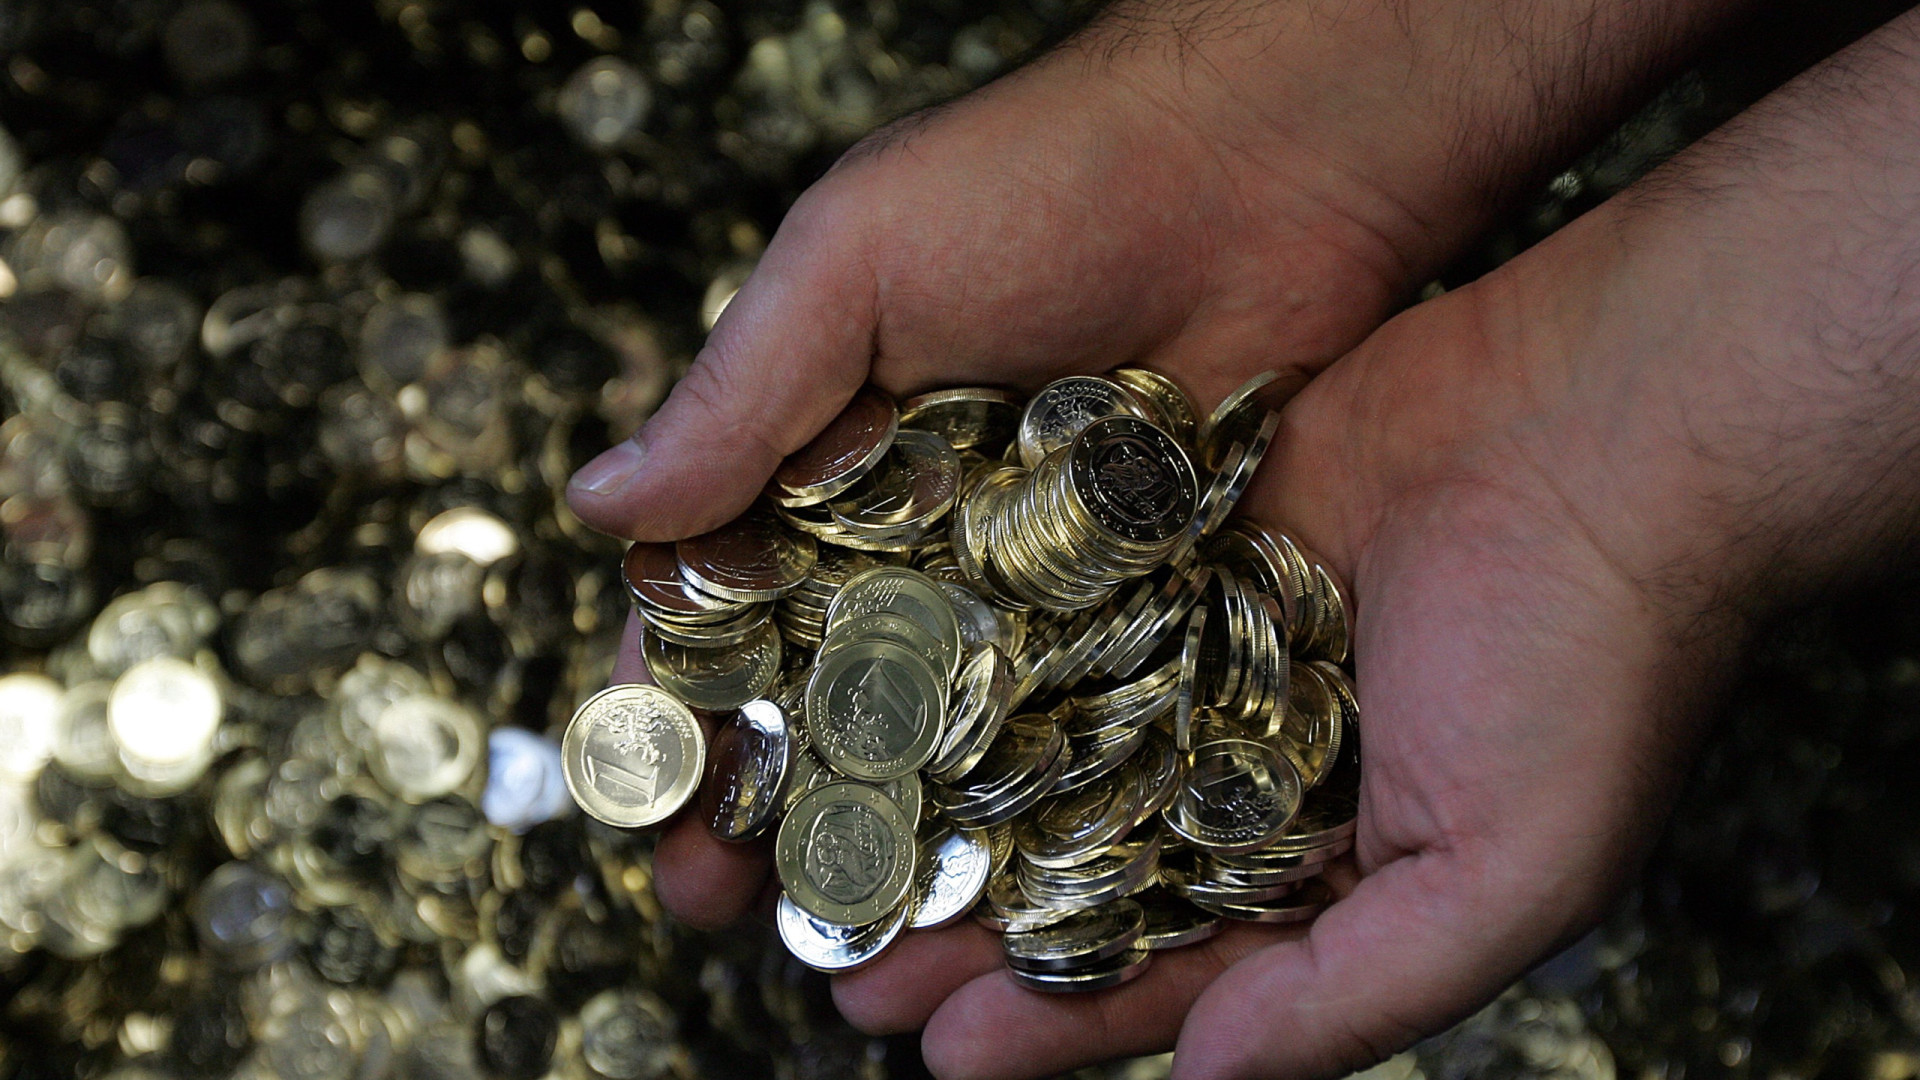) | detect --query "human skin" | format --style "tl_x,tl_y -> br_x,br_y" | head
553,0 -> 1920,1076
